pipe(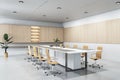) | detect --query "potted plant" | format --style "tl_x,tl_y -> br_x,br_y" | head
53,38 -> 60,46
0,33 -> 13,58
